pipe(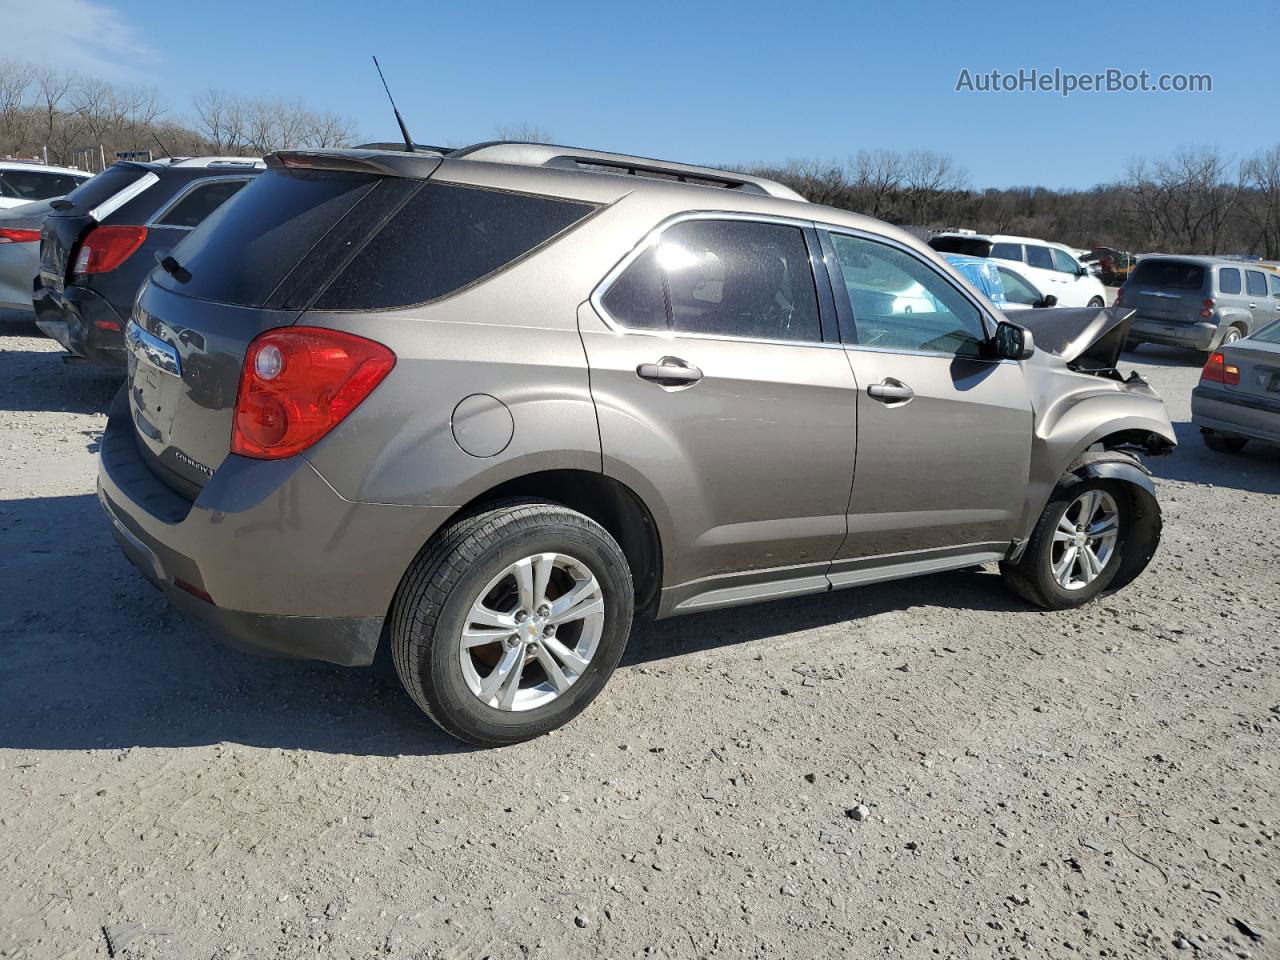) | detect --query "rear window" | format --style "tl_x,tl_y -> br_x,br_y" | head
160,168 -> 381,307
60,165 -> 146,210
312,182 -> 595,310
1252,320 -> 1280,343
1129,260 -> 1206,291
928,236 -> 993,257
